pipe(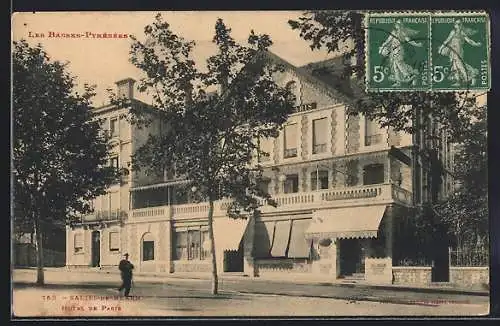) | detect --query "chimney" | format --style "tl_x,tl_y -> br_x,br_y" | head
115,78 -> 136,99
